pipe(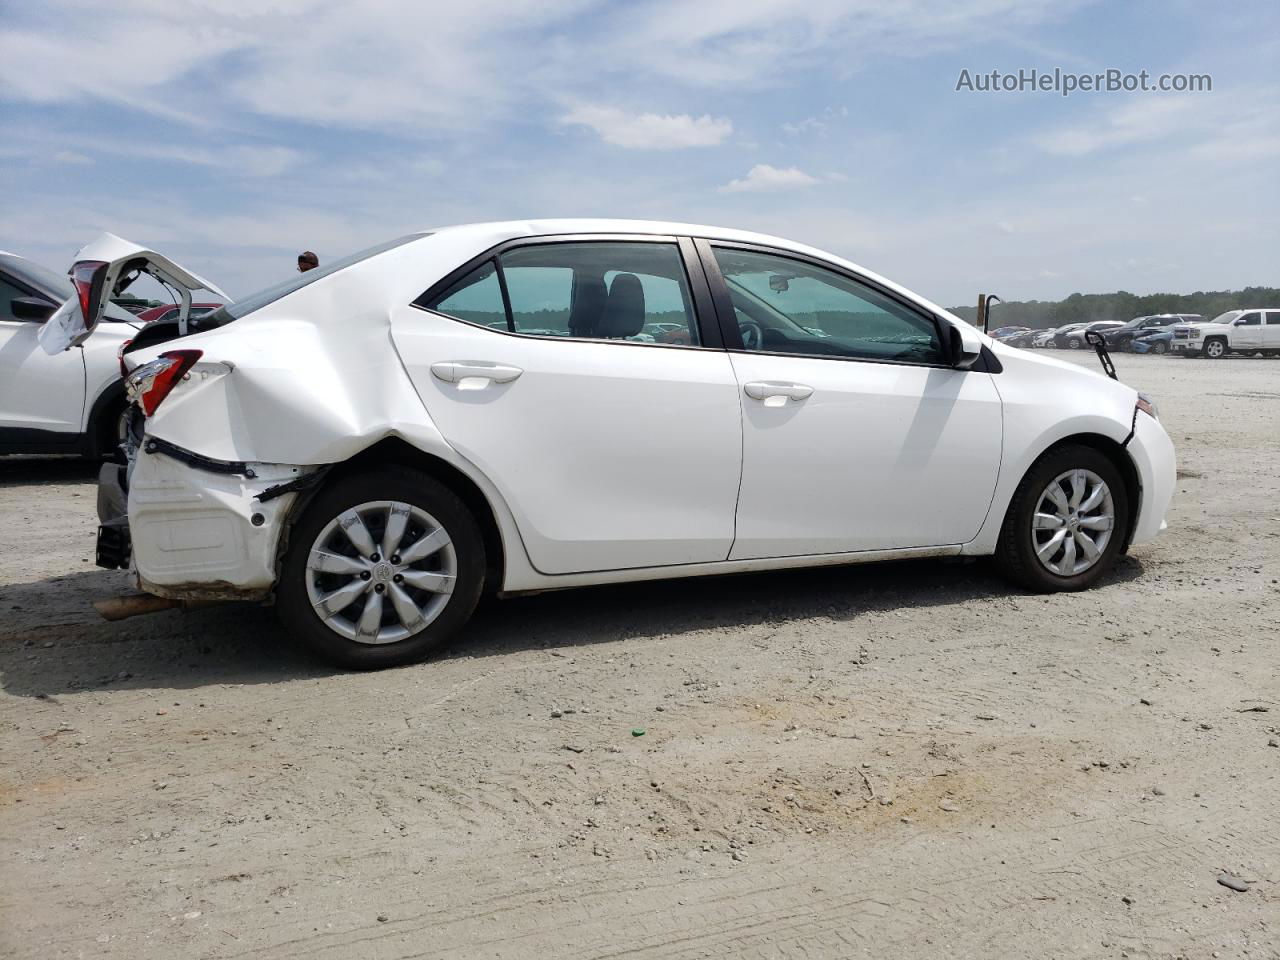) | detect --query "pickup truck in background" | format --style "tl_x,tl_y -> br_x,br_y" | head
1171,309 -> 1280,358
